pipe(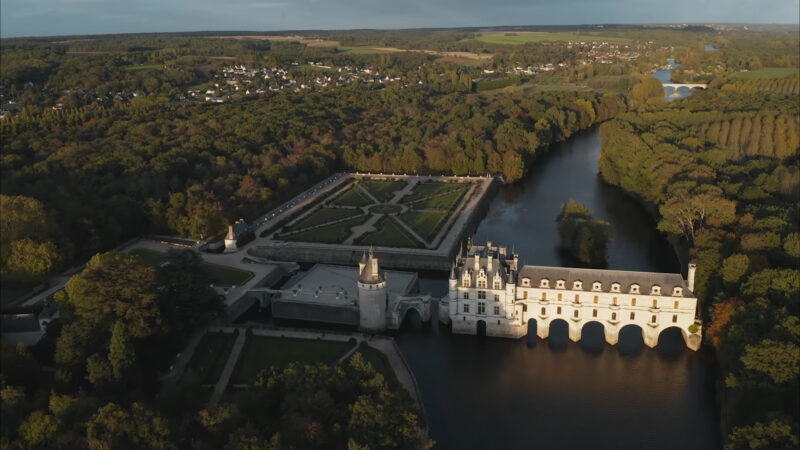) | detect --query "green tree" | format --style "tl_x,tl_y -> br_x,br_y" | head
722,254 -> 751,284
6,238 -> 60,278
108,321 -> 135,382
740,339 -> 800,384
502,151 -> 525,183
726,418 -> 799,450
87,402 -> 176,450
557,199 -> 610,266
18,410 -> 60,448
